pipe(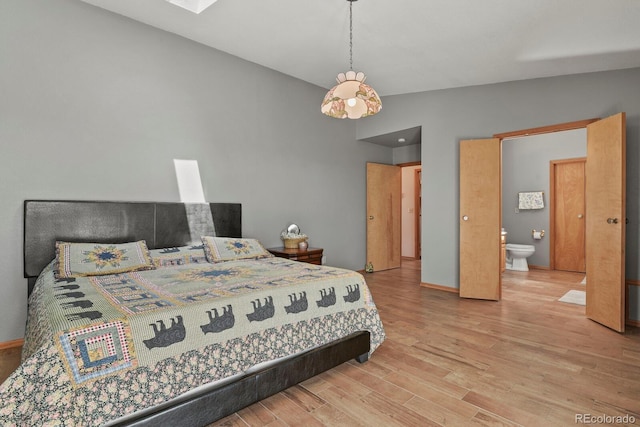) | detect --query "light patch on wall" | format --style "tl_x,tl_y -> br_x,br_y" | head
173,159 -> 216,243
174,159 -> 206,203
